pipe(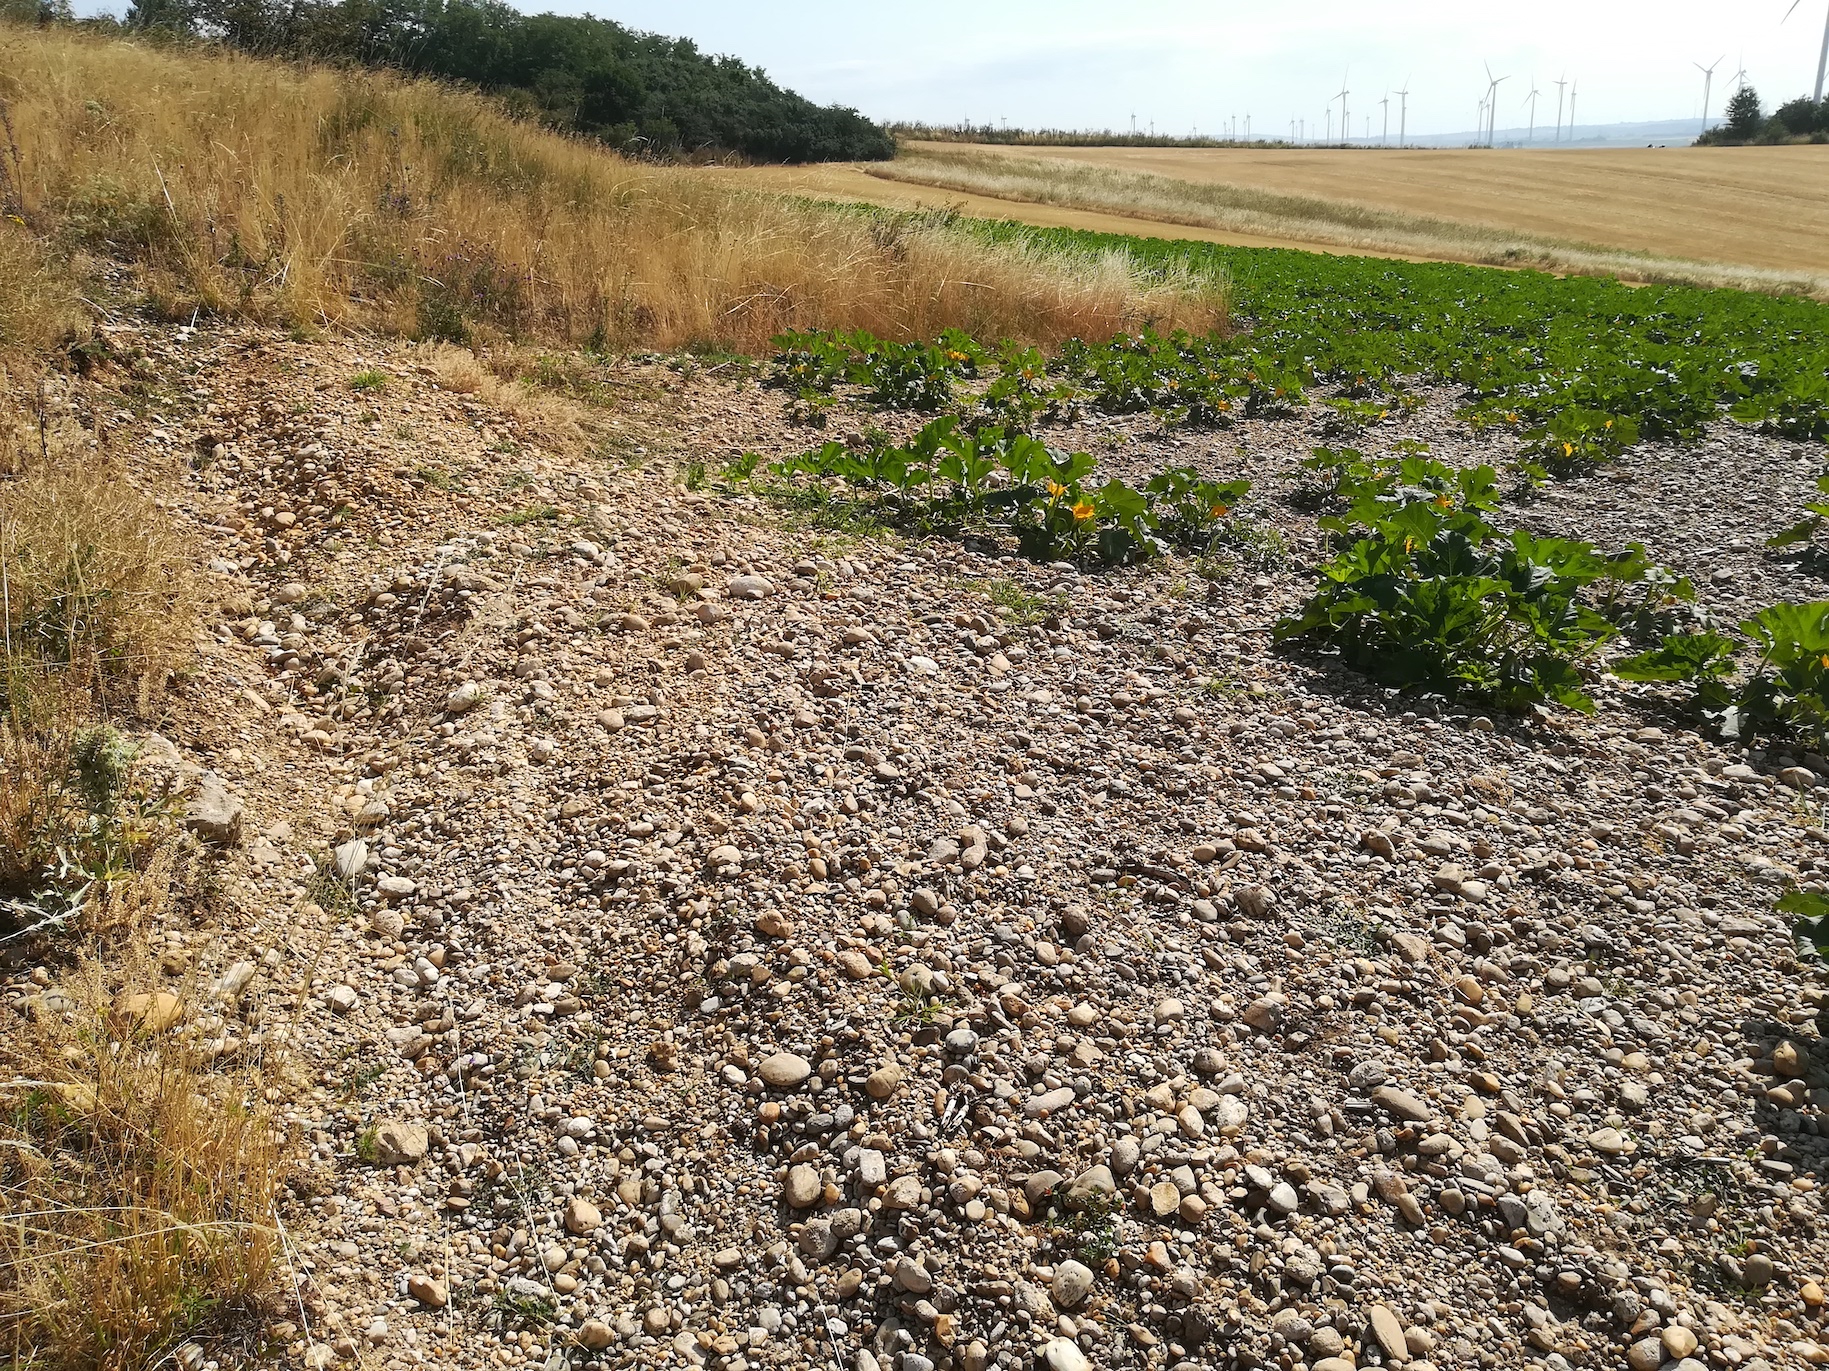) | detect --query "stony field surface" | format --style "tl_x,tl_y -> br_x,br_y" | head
16,323 -> 1829,1371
